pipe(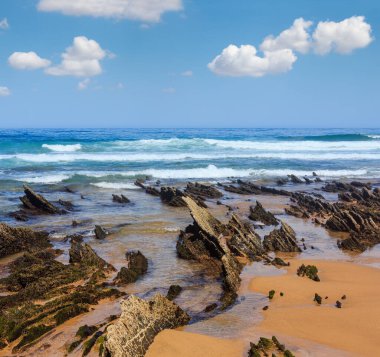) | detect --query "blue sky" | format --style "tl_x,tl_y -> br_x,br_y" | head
0,0 -> 379,128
